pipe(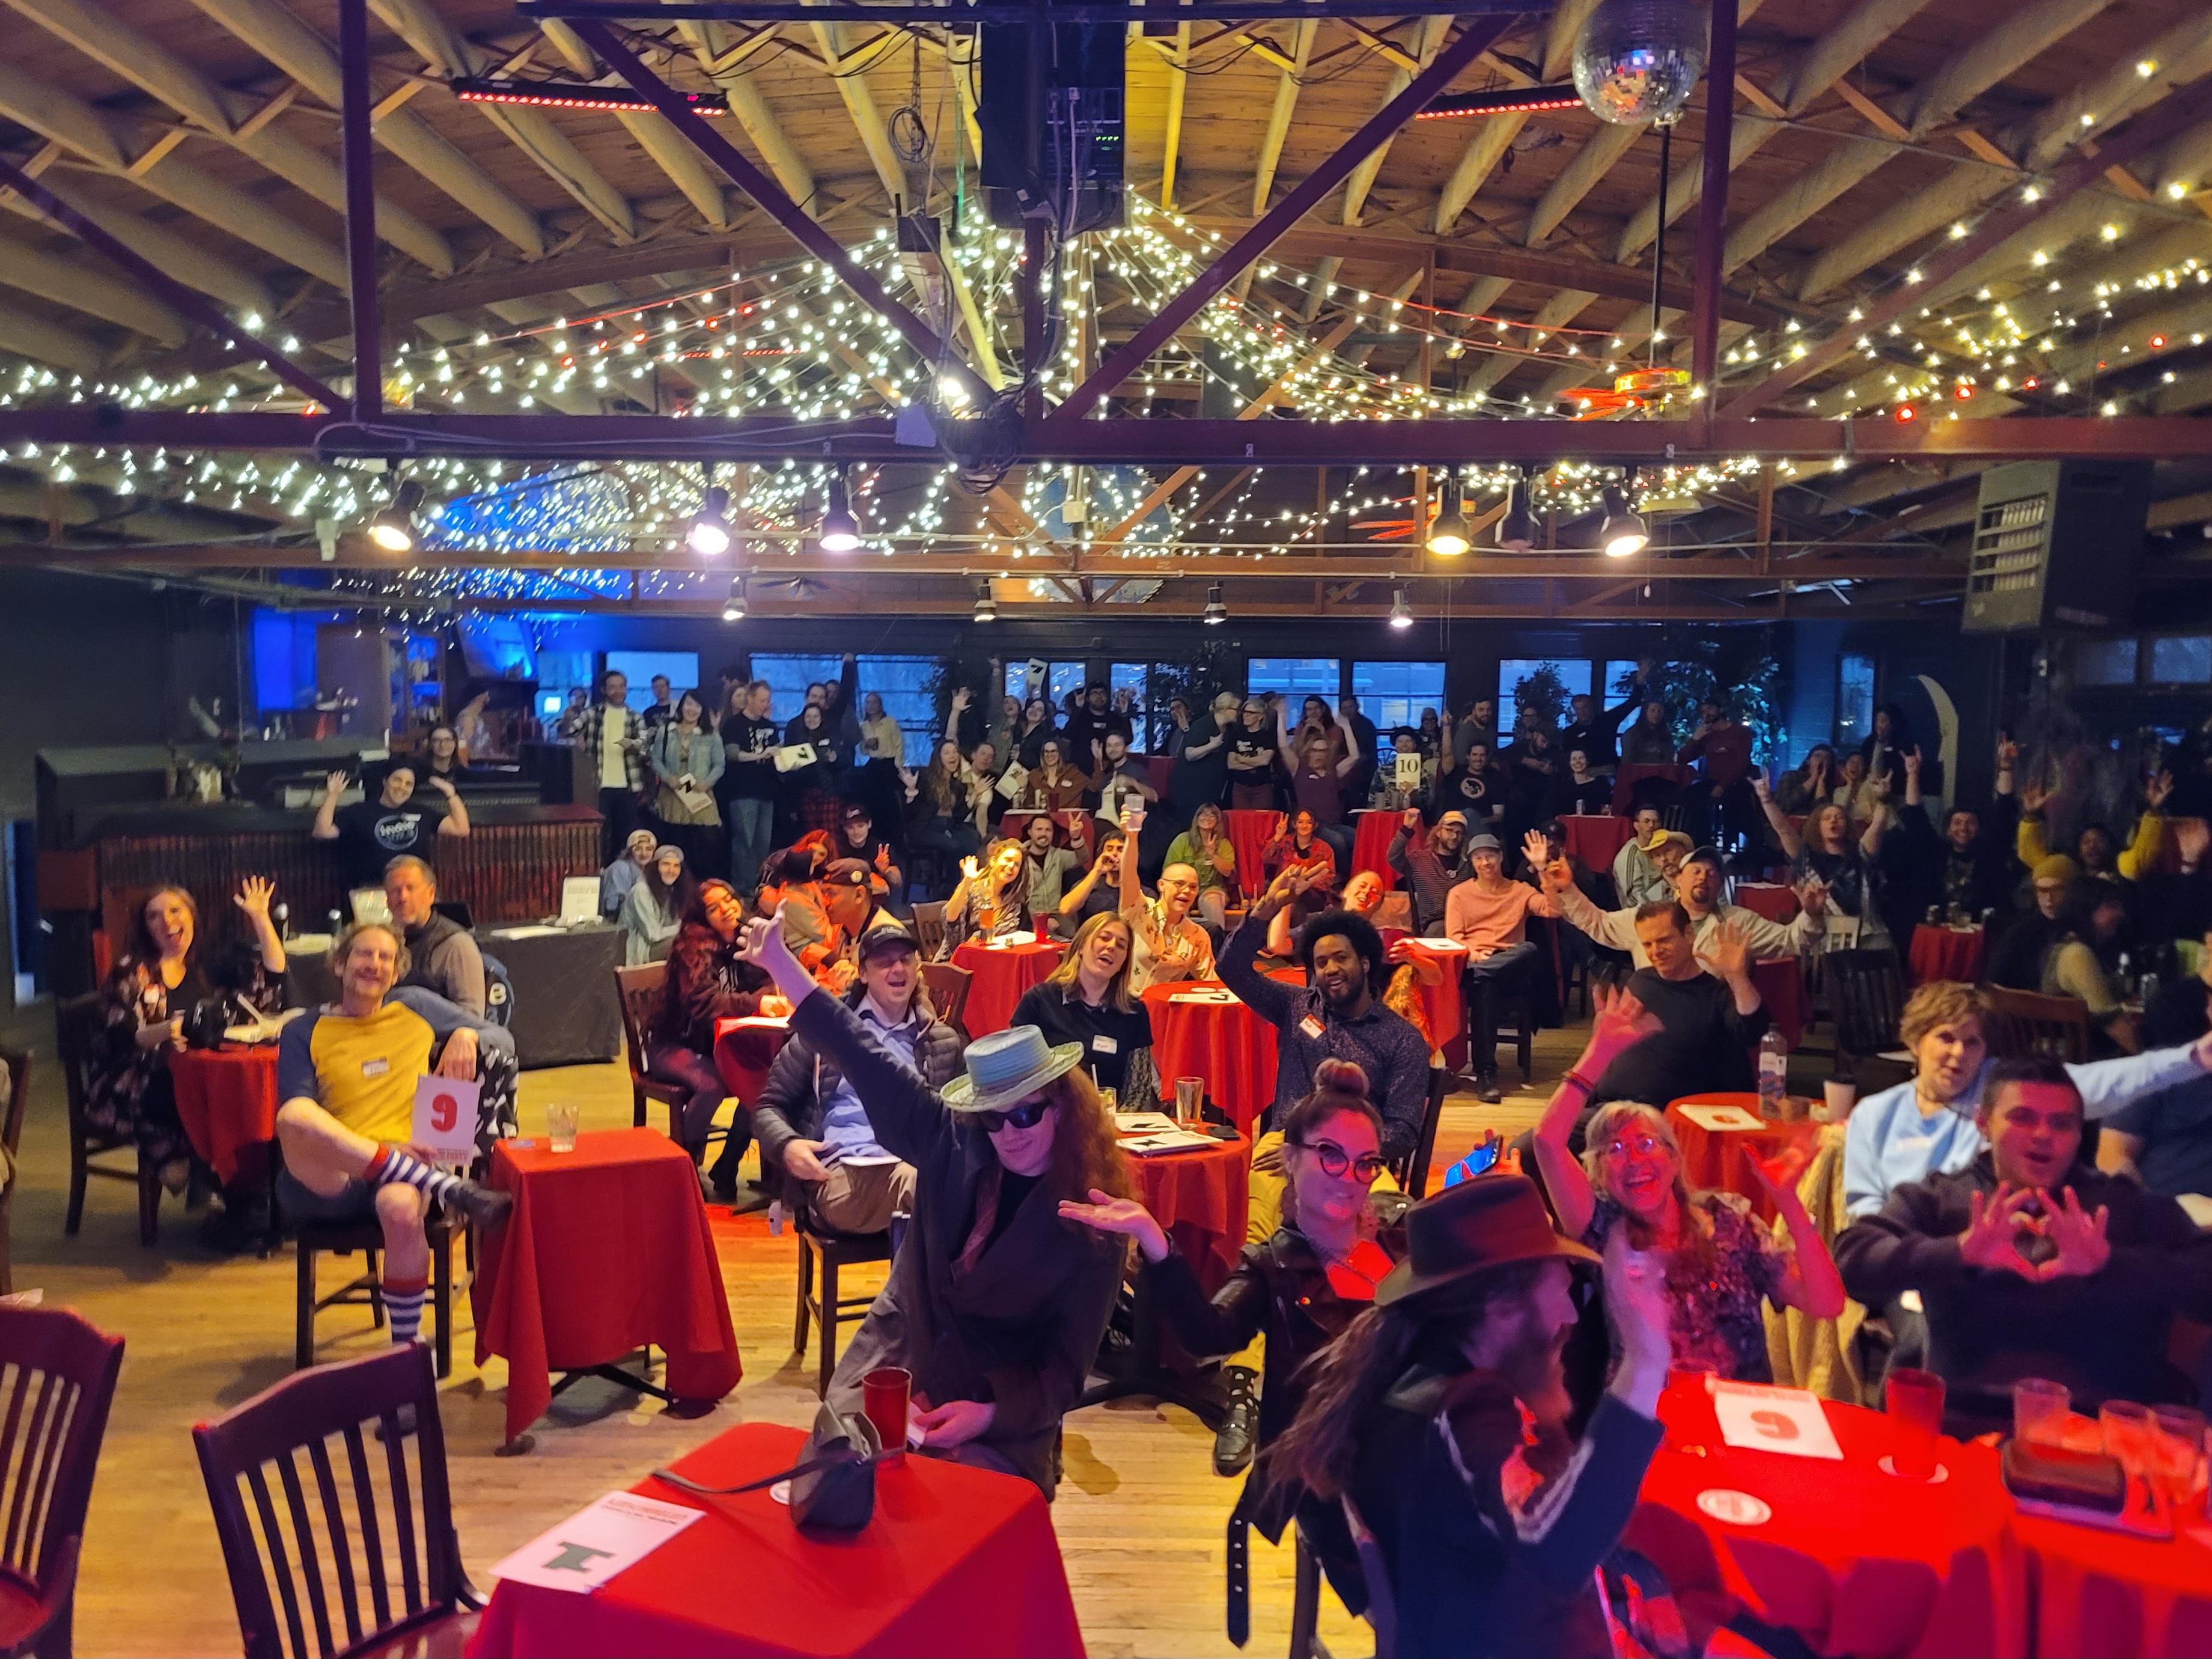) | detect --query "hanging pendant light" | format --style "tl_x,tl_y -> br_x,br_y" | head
1389,588 -> 1414,630
819,468 -> 861,553
1426,473 -> 1471,556
1600,486 -> 1650,558
720,574 -> 748,623
687,486 -> 732,559
1497,471 -> 1537,551
1203,582 -> 1227,626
